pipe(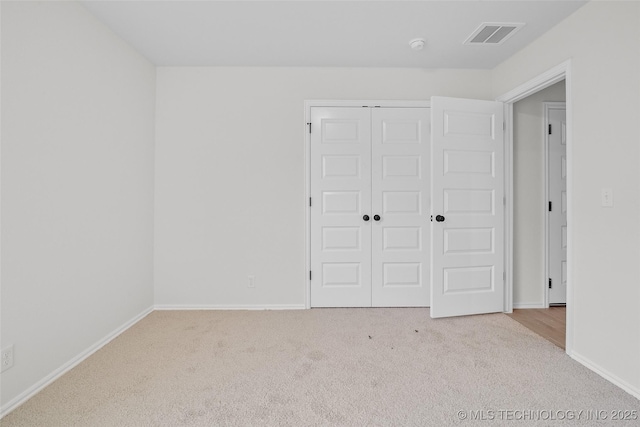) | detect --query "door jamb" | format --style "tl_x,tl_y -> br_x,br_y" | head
303,100 -> 430,309
496,60 -> 573,354
543,101 -> 567,308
